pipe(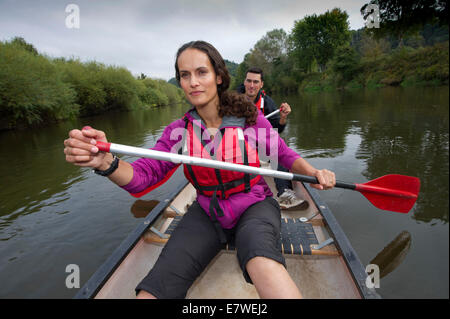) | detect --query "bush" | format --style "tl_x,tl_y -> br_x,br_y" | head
56,60 -> 107,116
329,45 -> 361,87
0,40 -> 78,129
99,66 -> 143,112
139,78 -> 185,107
0,37 -> 190,130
